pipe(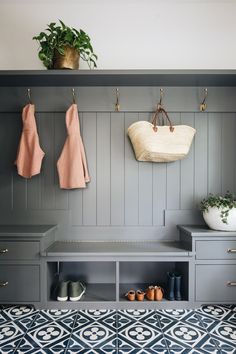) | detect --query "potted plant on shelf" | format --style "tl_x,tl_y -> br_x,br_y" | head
200,192 -> 236,231
33,20 -> 97,70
